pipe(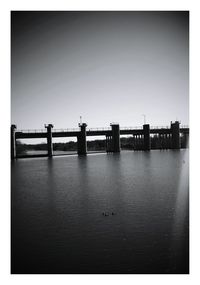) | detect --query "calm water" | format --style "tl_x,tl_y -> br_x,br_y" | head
11,150 -> 189,274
